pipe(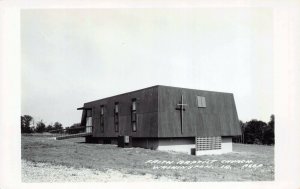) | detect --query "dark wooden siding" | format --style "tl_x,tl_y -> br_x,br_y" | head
157,86 -> 241,137
79,85 -> 241,138
82,86 -> 158,138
